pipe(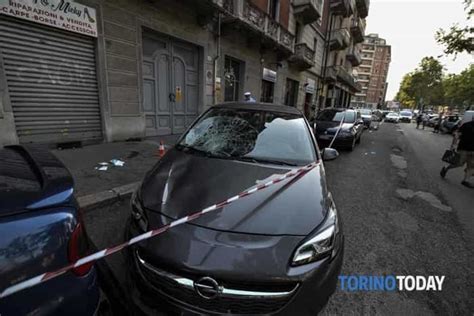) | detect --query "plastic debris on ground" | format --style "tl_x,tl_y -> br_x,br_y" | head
110,159 -> 125,167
